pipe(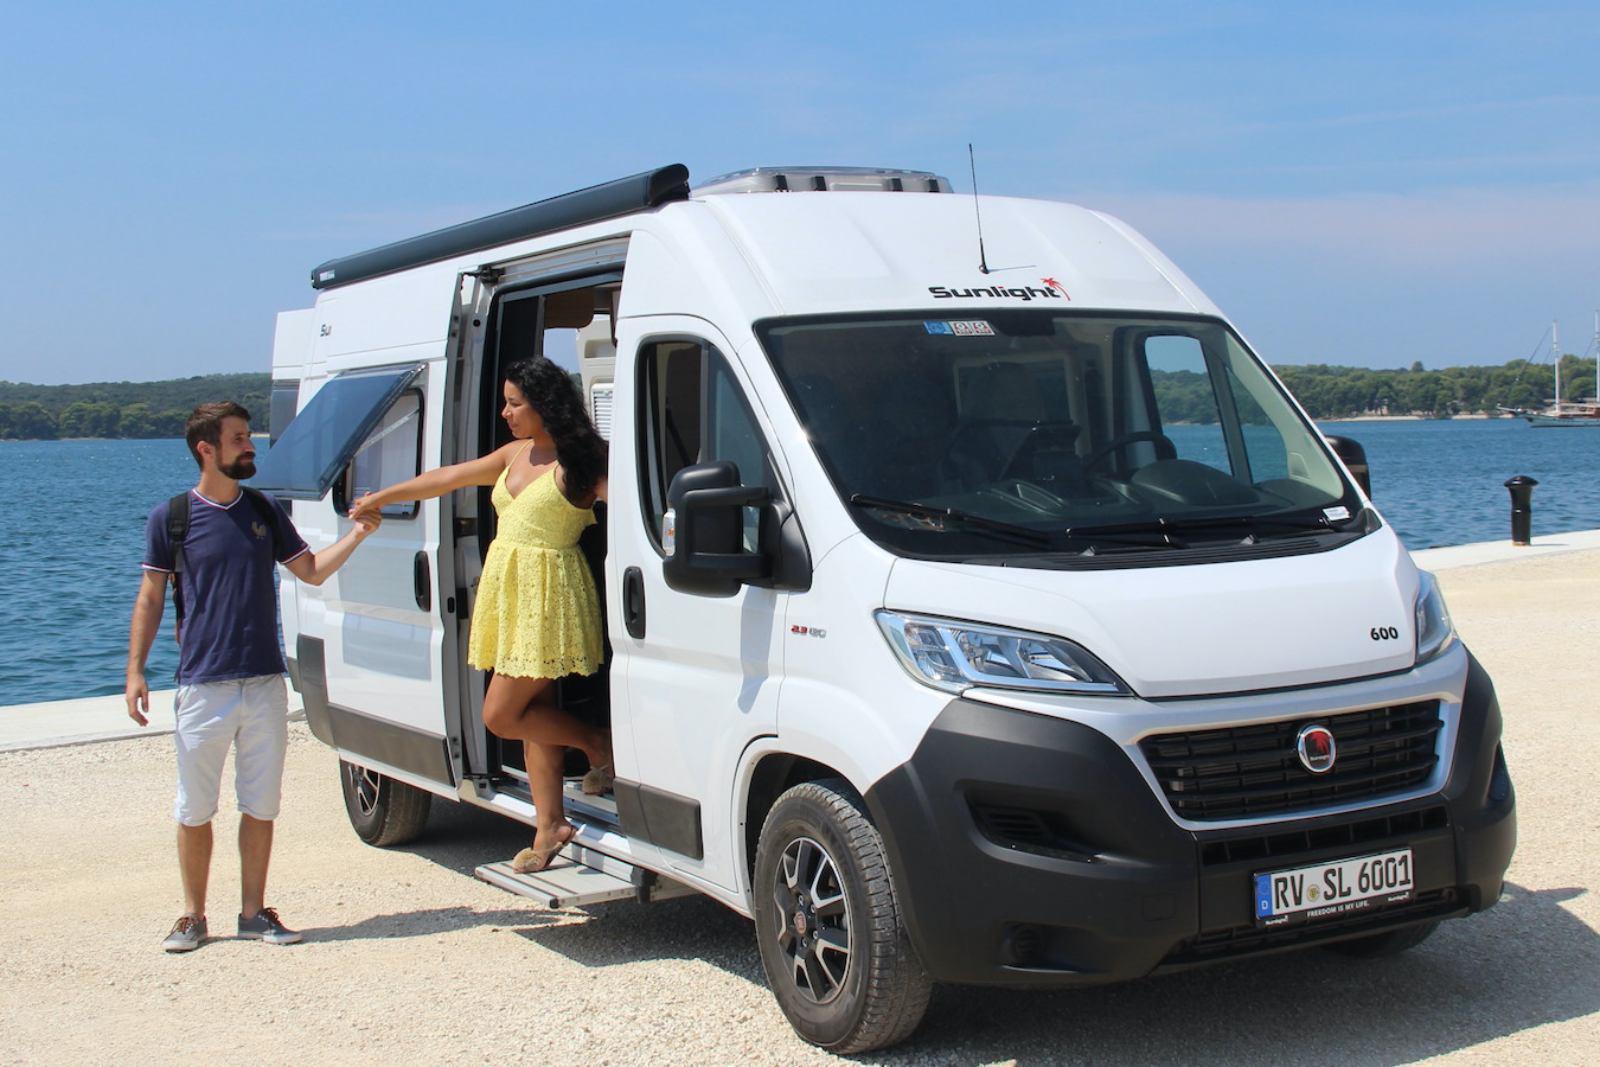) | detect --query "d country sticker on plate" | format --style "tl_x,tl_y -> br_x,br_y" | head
924,320 -> 994,336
